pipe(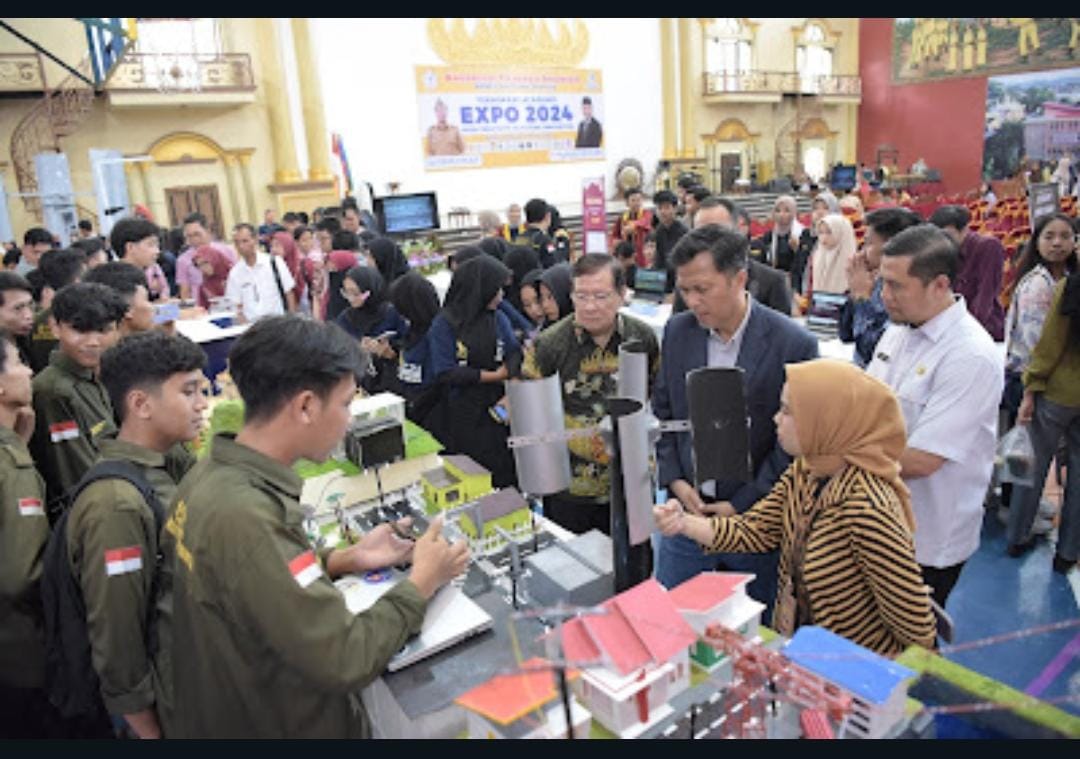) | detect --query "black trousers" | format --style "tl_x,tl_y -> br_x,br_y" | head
920,561 -> 967,609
